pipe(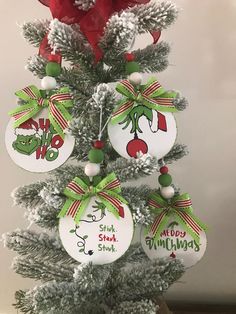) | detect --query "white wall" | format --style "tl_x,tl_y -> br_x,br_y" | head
1,0 -> 236,313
